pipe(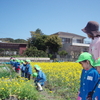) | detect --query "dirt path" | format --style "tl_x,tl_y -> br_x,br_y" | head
39,89 -> 64,100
